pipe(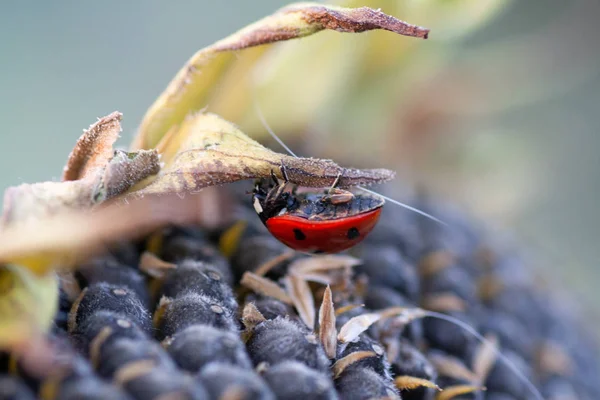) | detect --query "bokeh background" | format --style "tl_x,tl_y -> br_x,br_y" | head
1,1 -> 599,326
